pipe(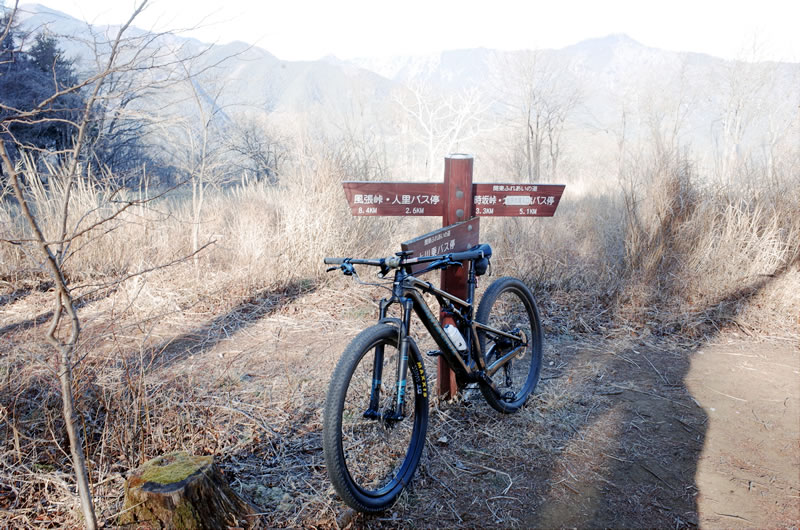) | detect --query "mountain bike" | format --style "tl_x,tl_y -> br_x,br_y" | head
321,244 -> 543,513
